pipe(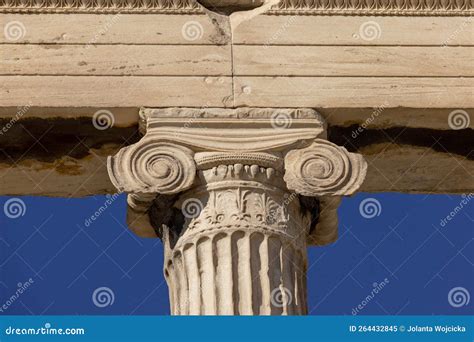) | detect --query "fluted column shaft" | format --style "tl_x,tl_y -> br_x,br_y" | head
162,163 -> 310,315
